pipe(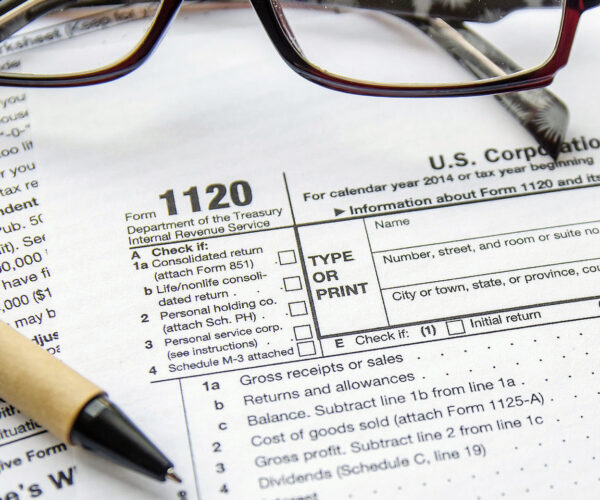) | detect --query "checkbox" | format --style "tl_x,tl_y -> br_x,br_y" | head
278,250 -> 297,265
446,320 -> 465,336
294,325 -> 313,341
297,341 -> 316,357
288,301 -> 308,317
283,276 -> 302,291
